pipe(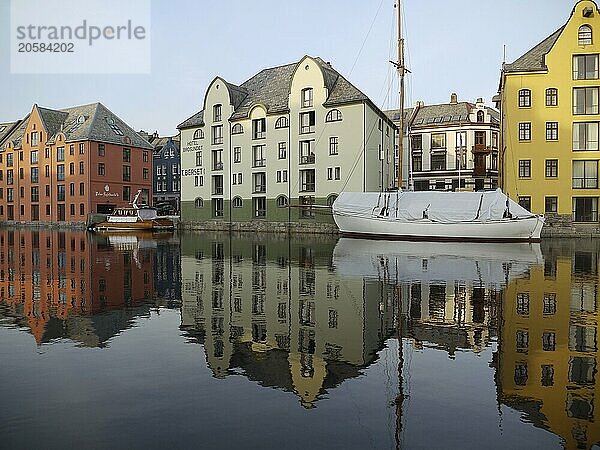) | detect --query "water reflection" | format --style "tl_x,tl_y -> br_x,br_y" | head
0,229 -> 180,347
1,228 -> 599,448
180,233 -> 398,408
